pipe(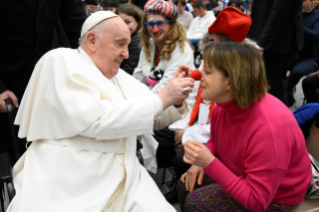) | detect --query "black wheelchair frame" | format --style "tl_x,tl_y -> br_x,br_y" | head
0,99 -> 19,212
